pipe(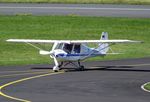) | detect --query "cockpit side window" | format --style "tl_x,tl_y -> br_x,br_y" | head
74,44 -> 81,53
63,44 -> 73,54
